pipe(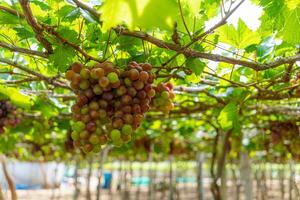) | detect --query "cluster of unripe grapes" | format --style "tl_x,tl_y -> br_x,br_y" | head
66,61 -> 160,153
0,100 -> 21,134
269,121 -> 299,144
152,83 -> 175,114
